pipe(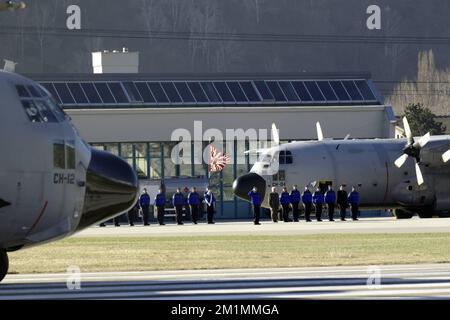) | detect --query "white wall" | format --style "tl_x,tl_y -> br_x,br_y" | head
67,106 -> 393,143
